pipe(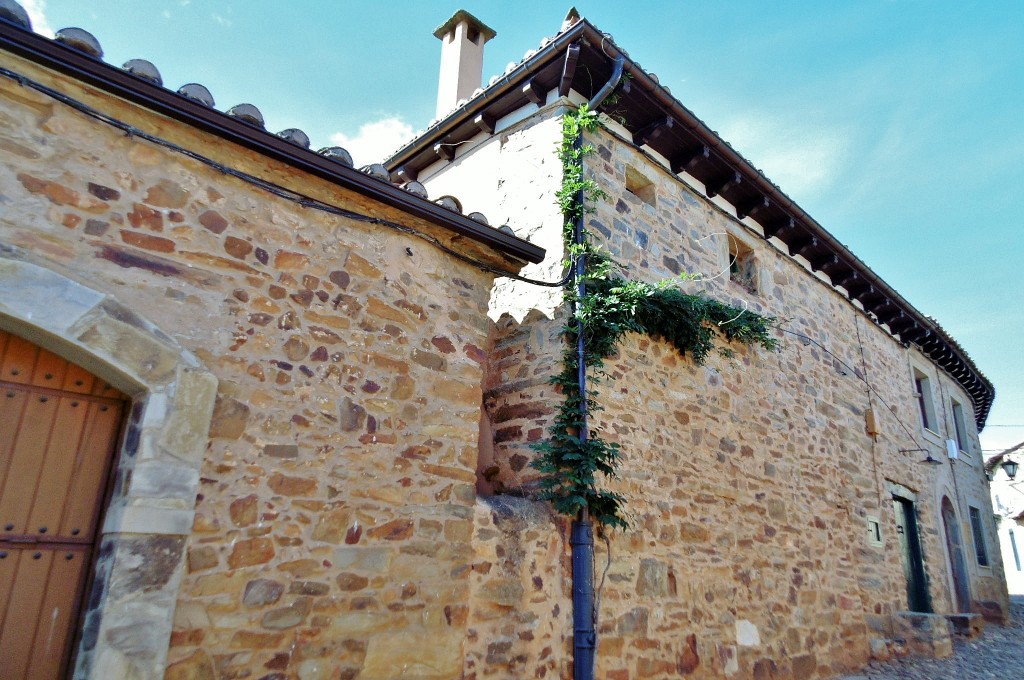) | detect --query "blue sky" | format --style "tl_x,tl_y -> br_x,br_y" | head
24,1 -> 1024,455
